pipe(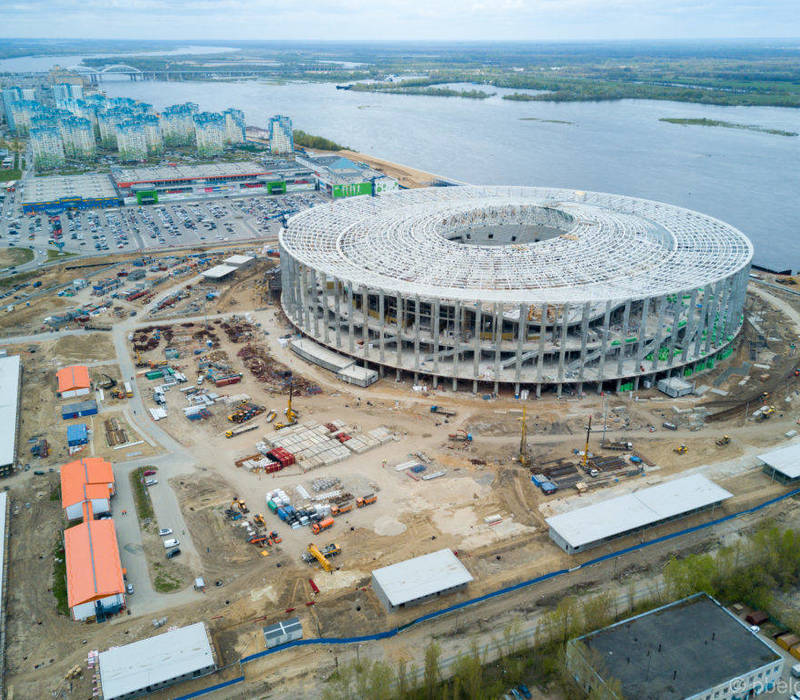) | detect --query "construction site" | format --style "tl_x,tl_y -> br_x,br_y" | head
1,185 -> 800,699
